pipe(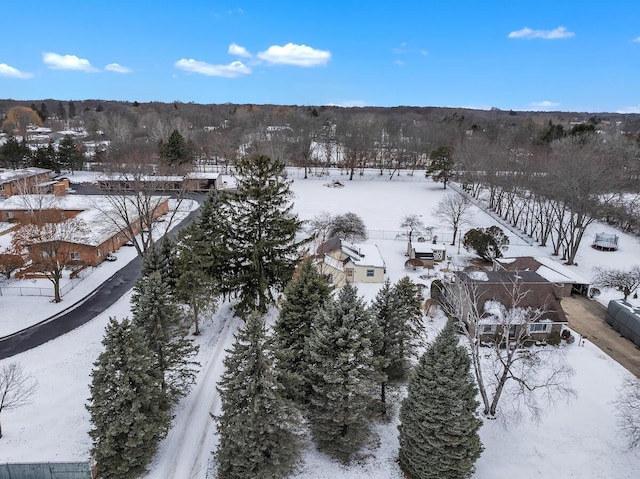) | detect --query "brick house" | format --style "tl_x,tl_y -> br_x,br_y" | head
0,194 -> 170,267
0,168 -> 53,197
